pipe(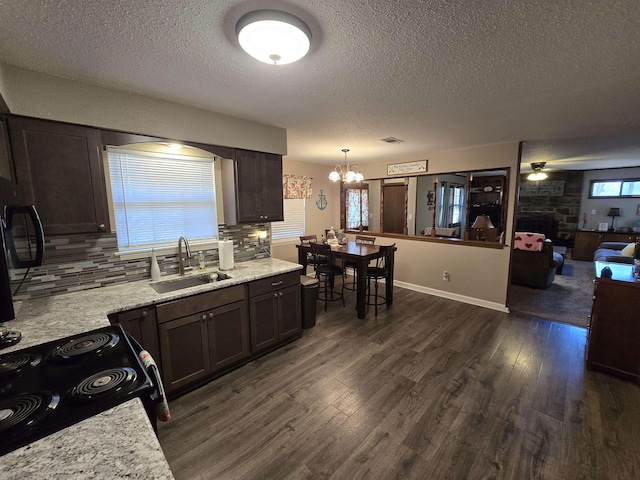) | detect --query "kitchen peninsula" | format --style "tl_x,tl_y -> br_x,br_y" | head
0,258 -> 301,479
